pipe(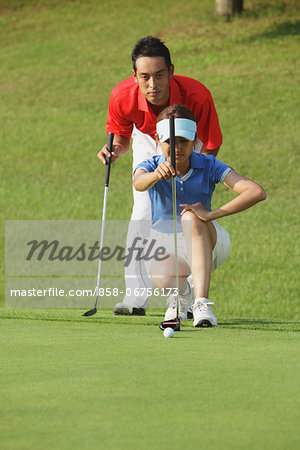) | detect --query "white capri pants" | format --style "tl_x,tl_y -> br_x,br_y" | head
146,221 -> 231,275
